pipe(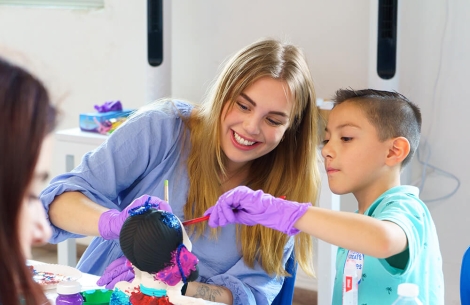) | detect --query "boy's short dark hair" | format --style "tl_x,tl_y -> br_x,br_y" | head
332,88 -> 422,168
